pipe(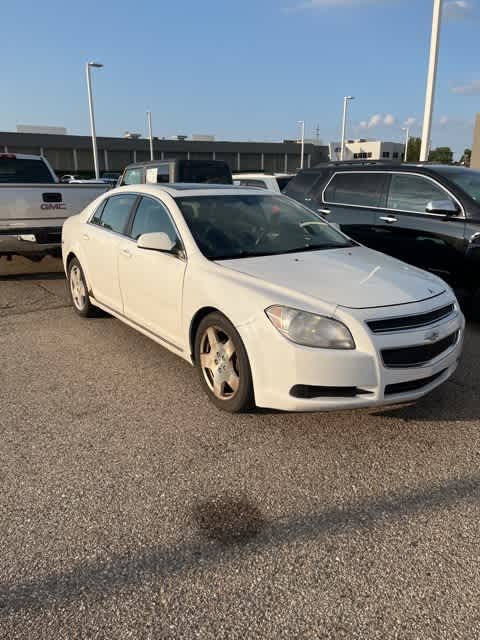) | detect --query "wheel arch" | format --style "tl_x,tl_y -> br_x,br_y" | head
189,306 -> 223,363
